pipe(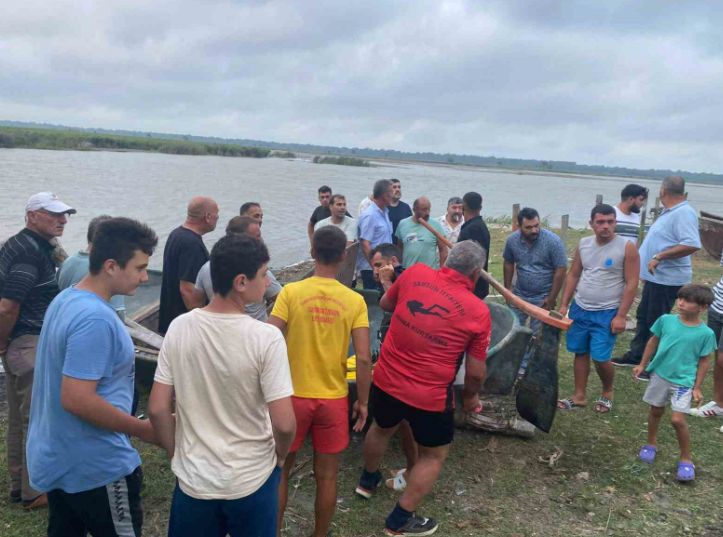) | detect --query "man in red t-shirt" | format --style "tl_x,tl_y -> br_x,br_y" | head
355,240 -> 491,536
